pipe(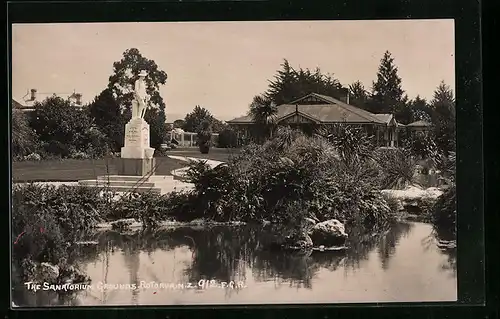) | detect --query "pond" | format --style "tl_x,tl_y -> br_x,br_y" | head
12,222 -> 456,306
